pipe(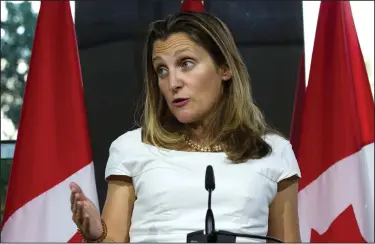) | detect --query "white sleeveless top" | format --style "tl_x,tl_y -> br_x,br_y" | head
105,128 -> 301,242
